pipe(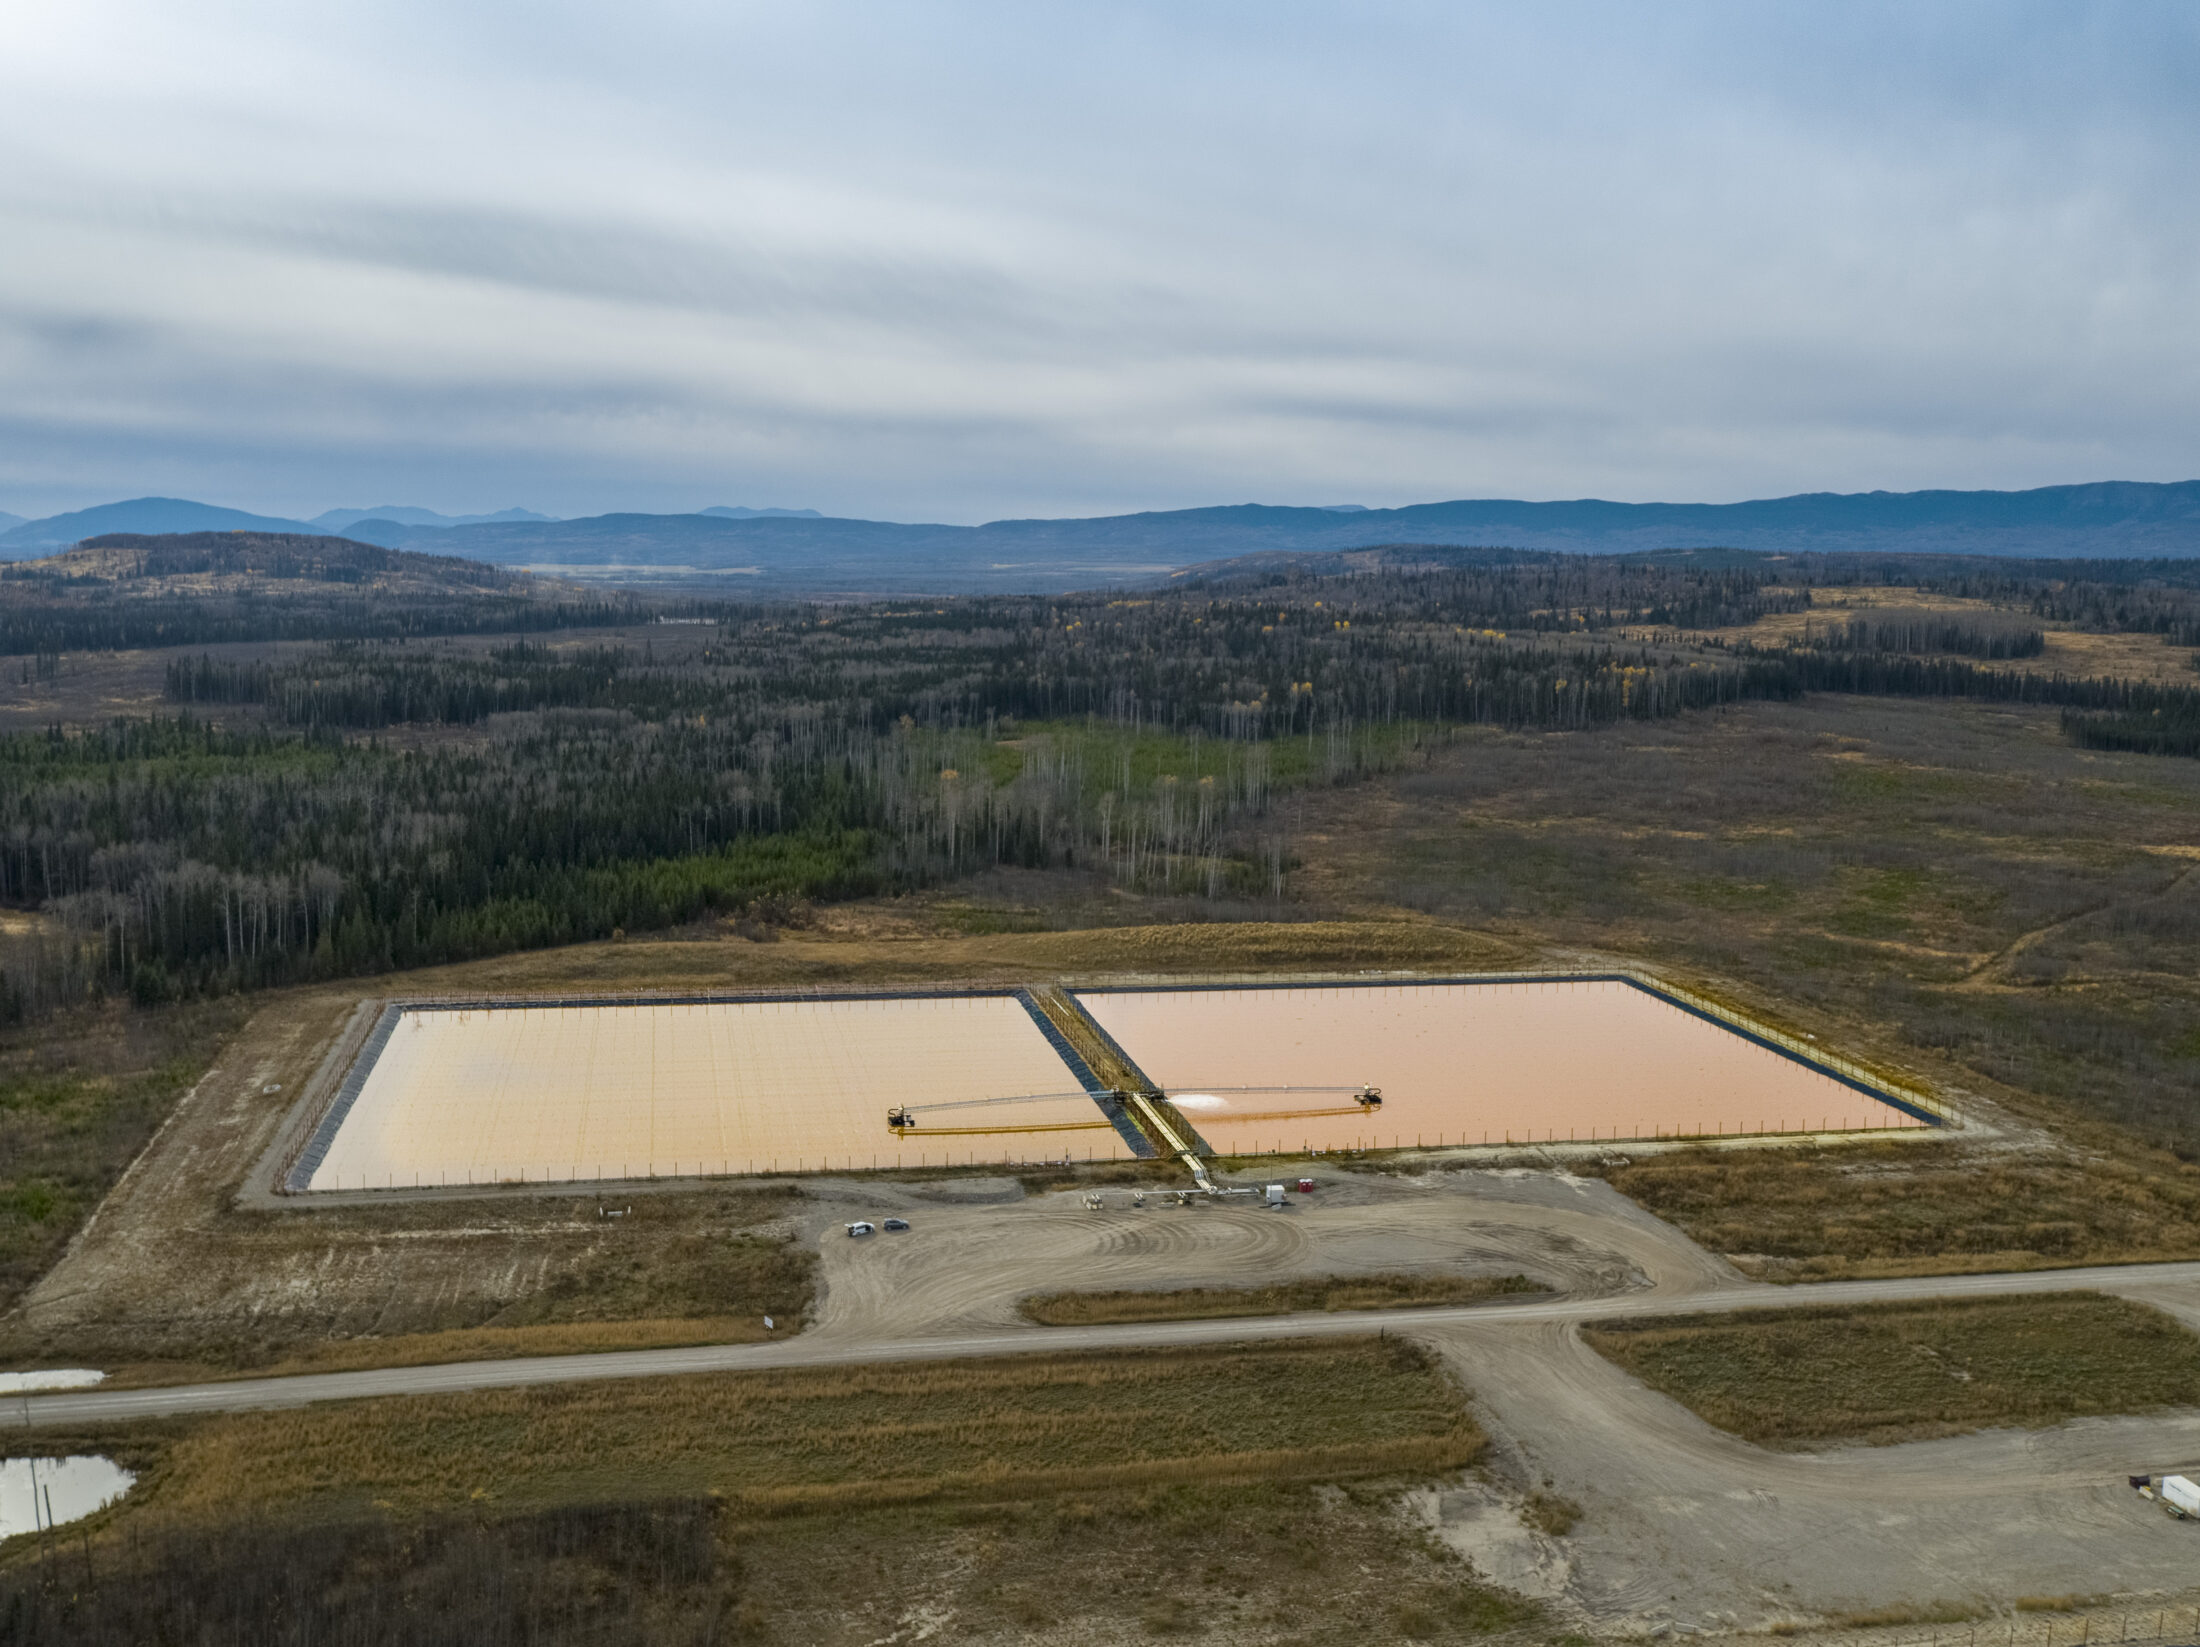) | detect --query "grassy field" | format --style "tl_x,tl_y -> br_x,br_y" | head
102,1338 -> 1474,1522
1297,697 -> 2200,1151
4,1338 -> 1539,1644
99,1316 -> 807,1390
0,1481 -> 1545,1646
0,996 -> 245,1316
1284,693 -> 2200,1275
1021,1272 -> 1542,1325
1593,1141 -> 2200,1281
1583,1292 -> 2200,1447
